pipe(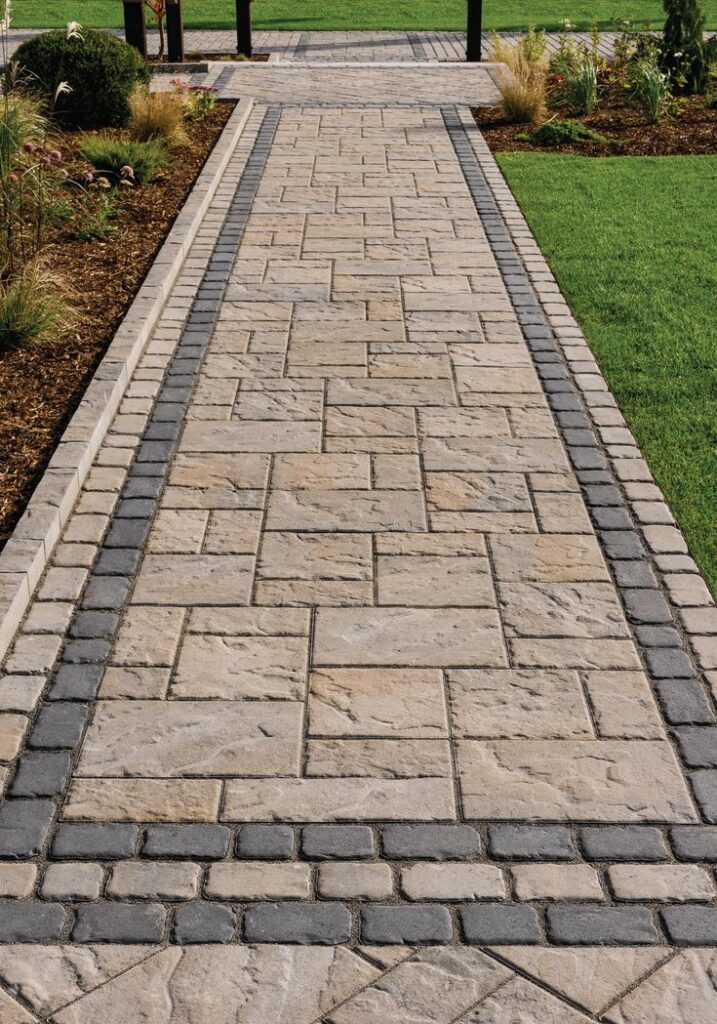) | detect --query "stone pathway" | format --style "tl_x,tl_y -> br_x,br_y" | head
0,43 -> 717,1024
3,27 -> 625,62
